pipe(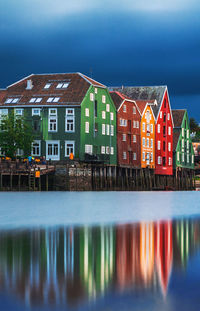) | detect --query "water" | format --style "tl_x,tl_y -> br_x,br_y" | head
0,191 -> 200,310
